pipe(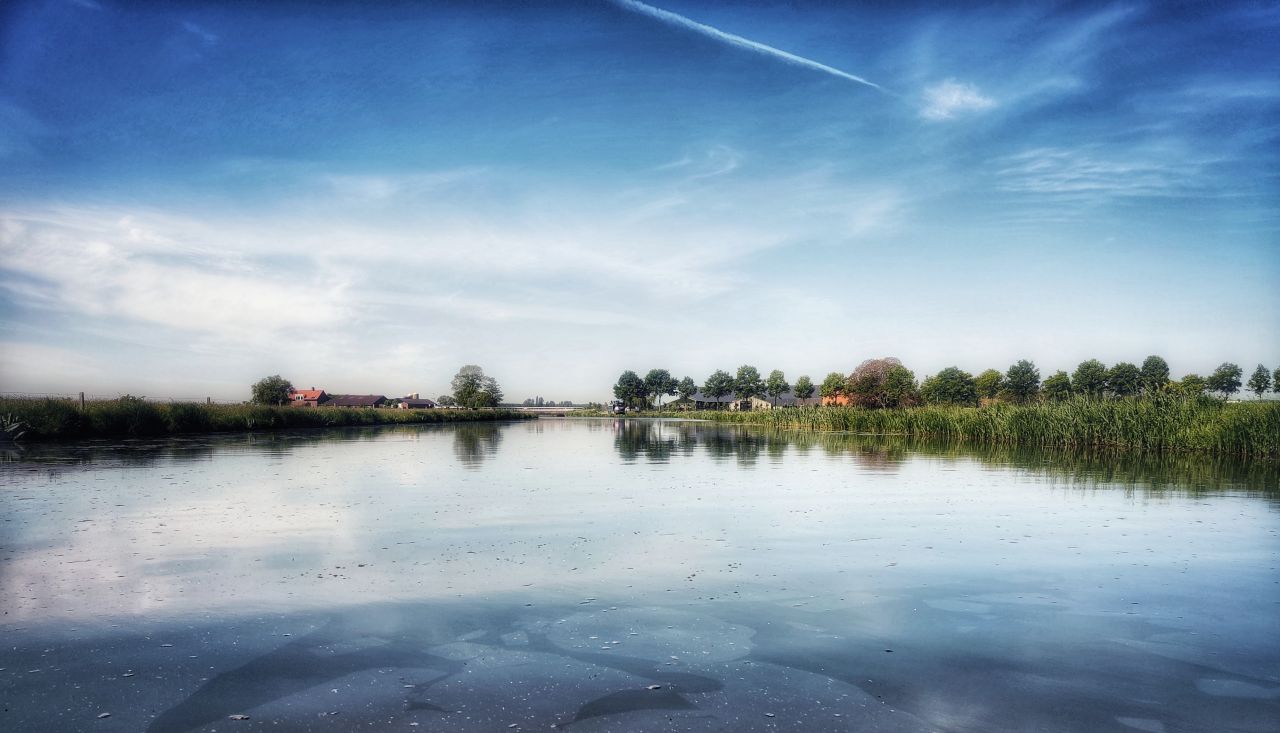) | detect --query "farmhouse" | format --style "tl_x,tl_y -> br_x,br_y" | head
288,388 -> 329,407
